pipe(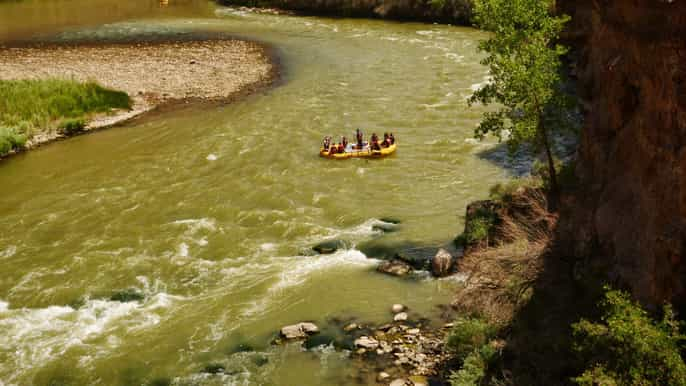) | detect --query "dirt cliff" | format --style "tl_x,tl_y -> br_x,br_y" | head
219,0 -> 473,24
559,0 -> 686,309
